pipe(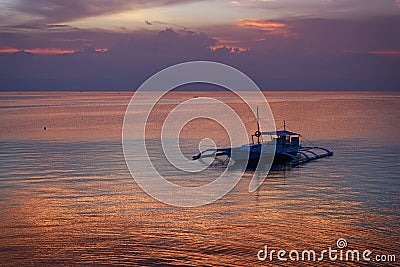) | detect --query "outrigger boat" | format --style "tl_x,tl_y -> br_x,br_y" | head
192,112 -> 333,167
